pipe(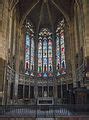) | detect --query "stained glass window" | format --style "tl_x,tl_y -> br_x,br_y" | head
25,32 -> 30,75
48,38 -> 53,76
56,19 -> 66,76
25,22 -> 34,76
38,28 -> 53,77
38,38 -> 42,77
24,20 -> 66,77
43,38 -> 47,77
